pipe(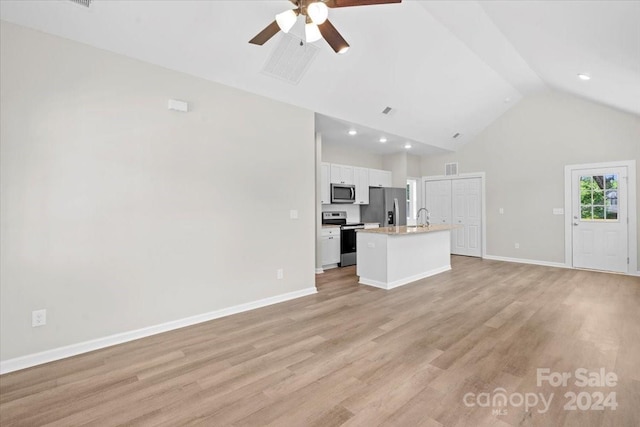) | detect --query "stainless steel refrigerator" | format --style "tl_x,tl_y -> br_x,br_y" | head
360,187 -> 407,226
